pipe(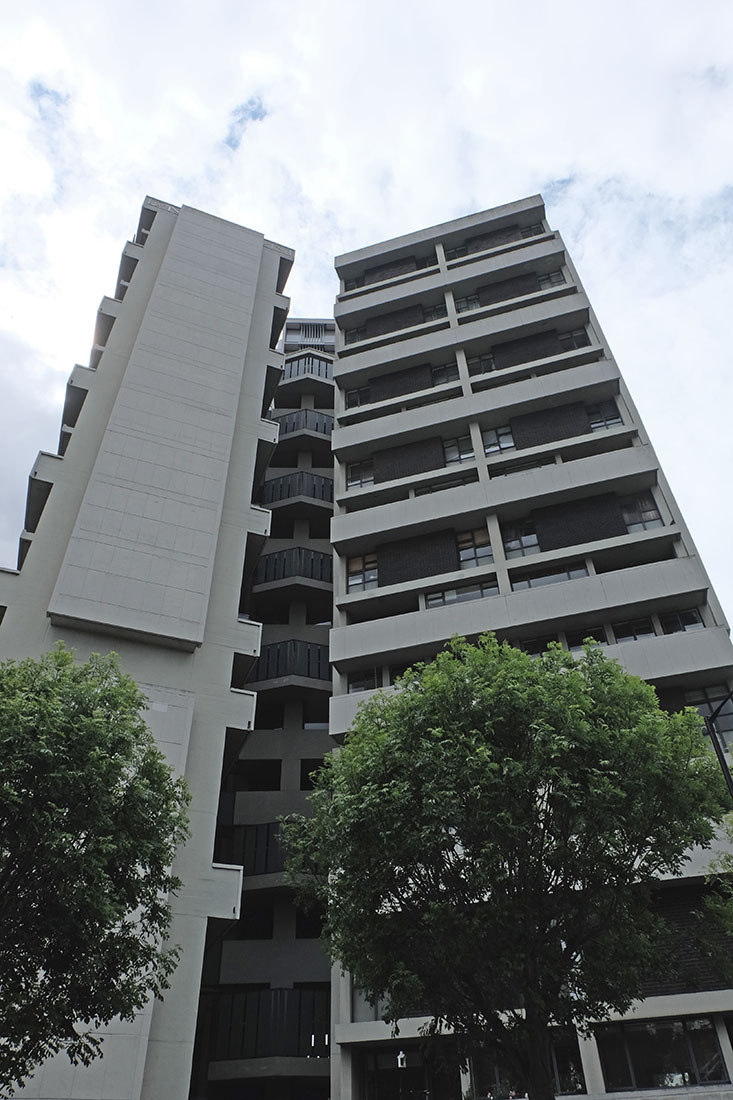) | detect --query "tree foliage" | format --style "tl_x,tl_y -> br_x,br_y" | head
0,644 -> 190,1096
283,635 -> 730,1100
